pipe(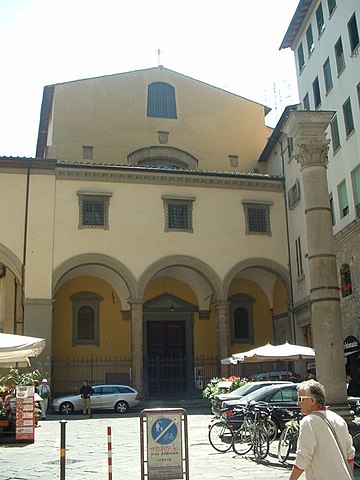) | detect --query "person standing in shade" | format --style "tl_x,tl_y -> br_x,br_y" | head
80,380 -> 94,417
288,379 -> 354,480
38,379 -> 51,420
